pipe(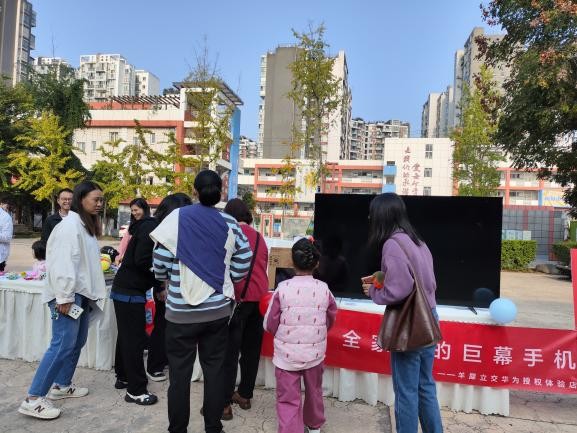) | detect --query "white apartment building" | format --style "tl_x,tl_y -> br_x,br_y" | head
327,50 -> 352,161
239,136 -> 259,159
32,56 -> 71,79
135,69 -> 160,97
0,0 -> 36,85
421,86 -> 453,138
